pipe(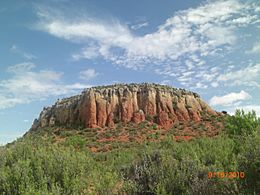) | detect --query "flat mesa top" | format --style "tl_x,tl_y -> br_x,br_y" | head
54,83 -> 201,106
83,83 -> 199,96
